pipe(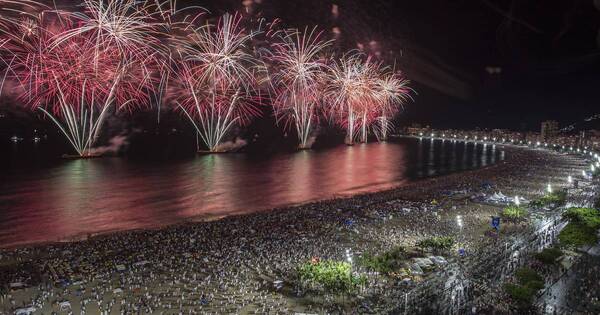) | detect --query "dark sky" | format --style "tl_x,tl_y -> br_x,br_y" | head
2,0 -> 600,138
258,0 -> 600,130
